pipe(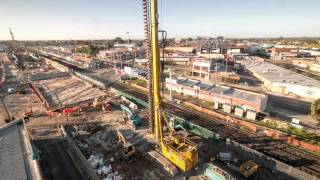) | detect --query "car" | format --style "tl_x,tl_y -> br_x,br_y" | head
7,88 -> 16,94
